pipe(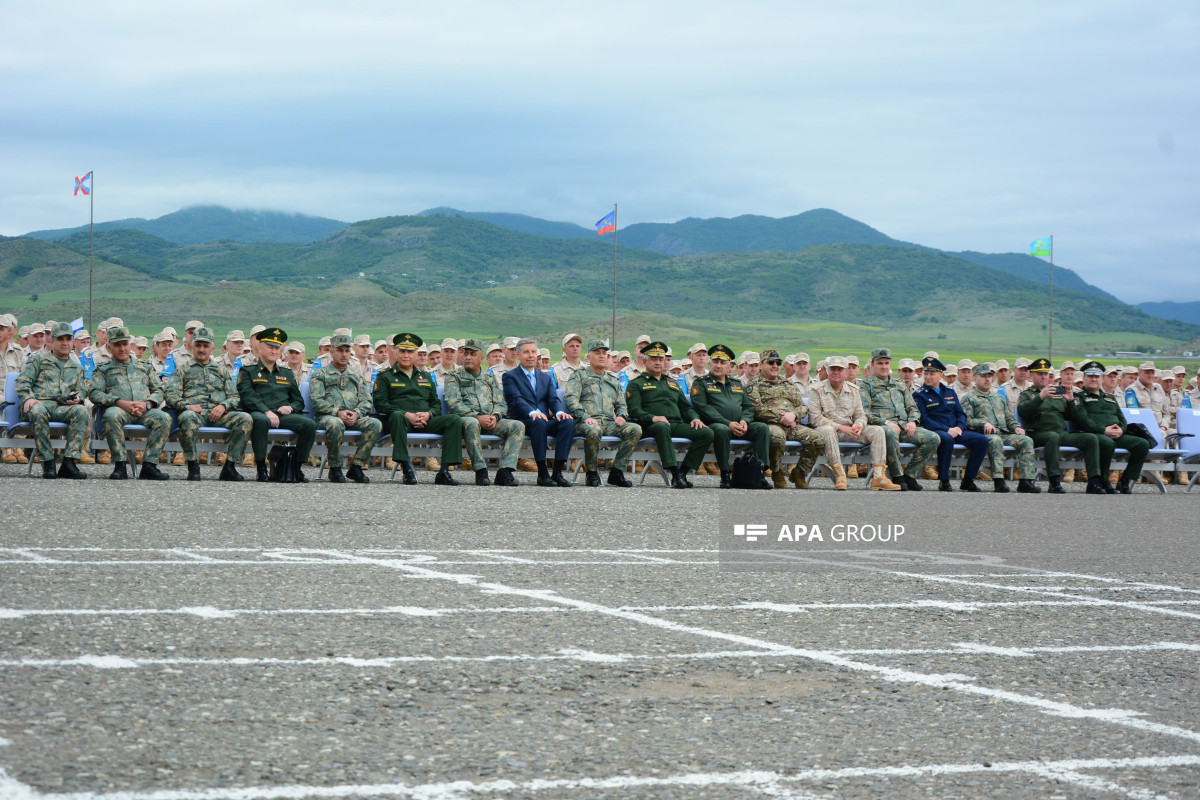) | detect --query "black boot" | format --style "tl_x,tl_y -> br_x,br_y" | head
328,466 -> 346,483
187,460 -> 202,481
671,466 -> 691,489
606,467 -> 631,487
139,463 -> 169,481
58,458 -> 87,479
42,459 -> 58,479
537,463 -> 556,487
1116,477 -> 1133,494
992,477 -> 1010,493
475,468 -> 491,486
346,463 -> 369,484
1048,476 -> 1065,494
1085,476 -> 1107,495
294,467 -> 308,483
1017,478 -> 1041,493
399,460 -> 418,485
219,461 -> 245,482
109,461 -> 129,480
1102,480 -> 1117,494
903,475 -> 923,491
679,466 -> 694,487
552,460 -> 572,487
495,467 -> 519,486
939,479 -> 953,492
719,470 -> 733,489
585,470 -> 602,487
759,469 -> 773,490
959,478 -> 981,492
256,461 -> 270,482
434,466 -> 459,486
